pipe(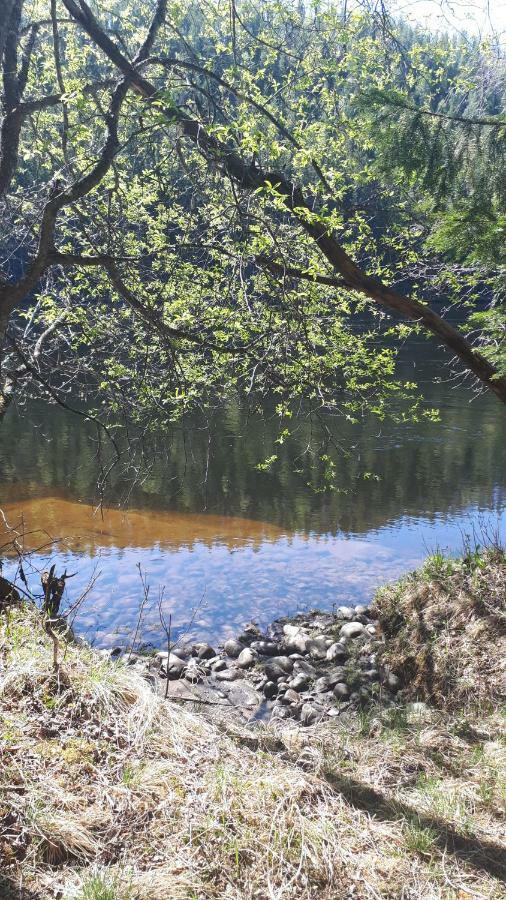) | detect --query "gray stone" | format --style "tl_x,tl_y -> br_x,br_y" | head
336,606 -> 354,620
326,642 -> 347,663
250,640 -> 279,657
237,647 -> 257,669
277,681 -> 289,692
326,667 -> 347,686
293,659 -> 317,677
211,658 -> 227,672
192,642 -> 215,660
288,673 -> 310,692
340,622 -> 365,640
354,604 -> 370,617
307,637 -> 329,659
283,689 -> 300,705
327,707 -> 341,717
160,653 -> 186,679
285,633 -> 310,654
263,681 -> 278,699
224,639 -> 243,659
269,656 -> 293,674
271,705 -> 292,720
264,662 -> 286,681
216,667 -> 241,682
333,682 -> 350,700
365,624 -> 377,636
315,676 -> 332,693
283,624 -> 301,637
